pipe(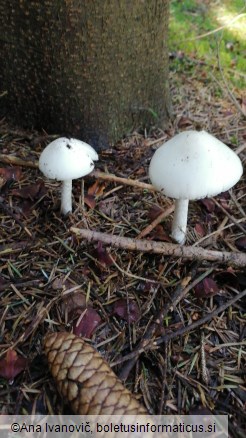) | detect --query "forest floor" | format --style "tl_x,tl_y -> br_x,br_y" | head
0,4 -> 246,438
